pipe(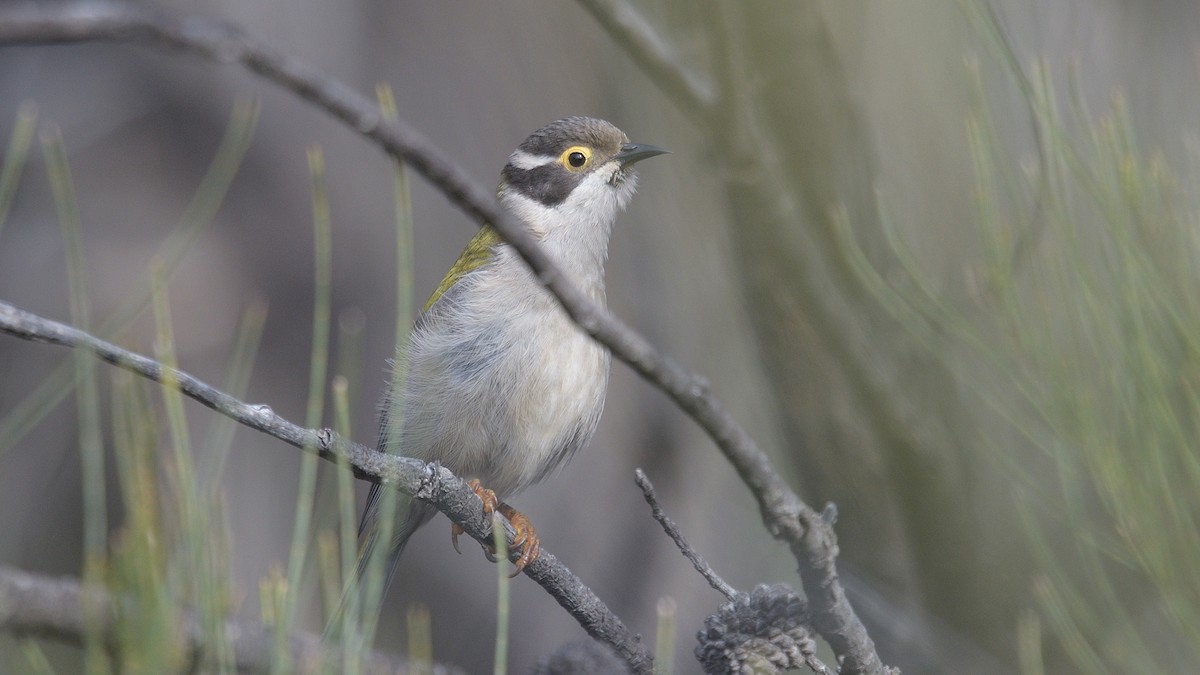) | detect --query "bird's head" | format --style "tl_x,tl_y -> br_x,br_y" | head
498,117 -> 667,241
